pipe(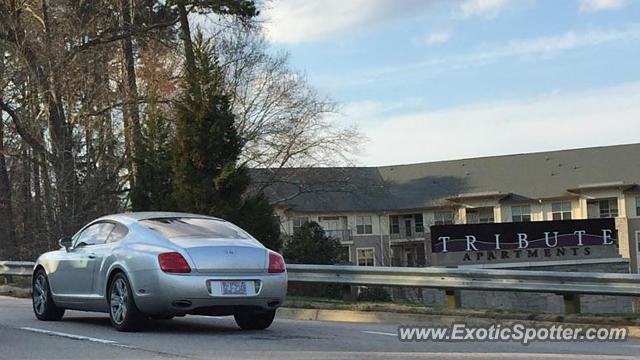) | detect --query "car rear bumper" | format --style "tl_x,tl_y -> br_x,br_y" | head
130,269 -> 287,316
